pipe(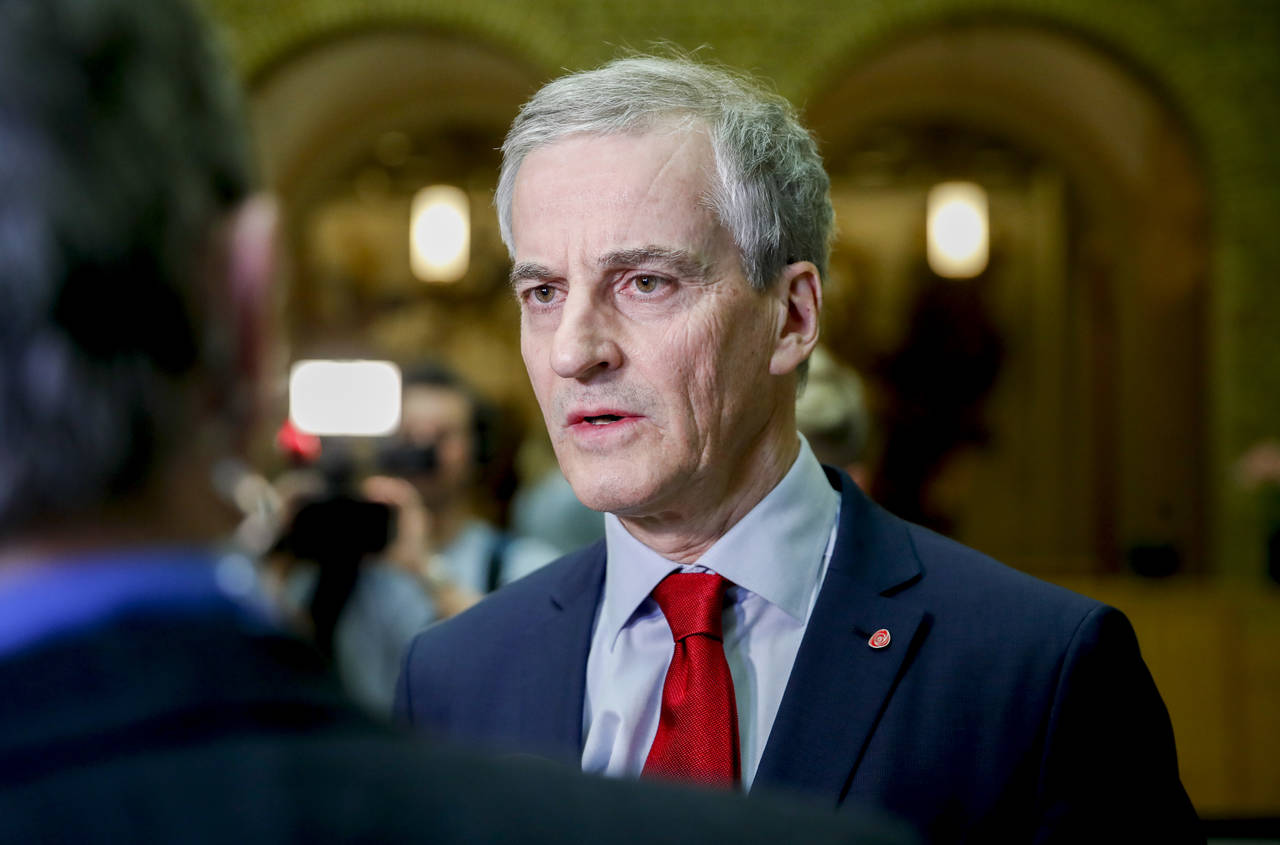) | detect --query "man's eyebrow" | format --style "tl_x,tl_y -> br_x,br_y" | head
600,247 -> 711,280
509,262 -> 556,288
